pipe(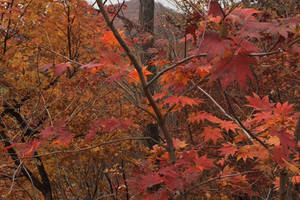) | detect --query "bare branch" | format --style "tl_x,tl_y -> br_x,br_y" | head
147,54 -> 207,88
30,137 -> 155,157
96,0 -> 176,162
183,171 -> 256,195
